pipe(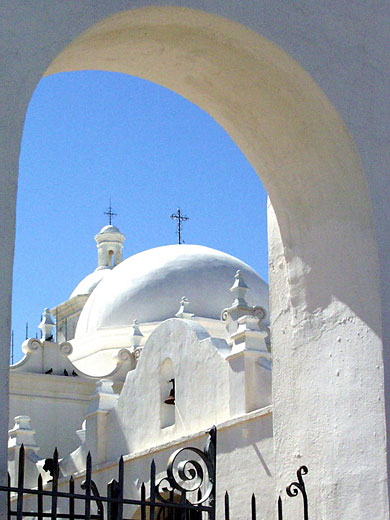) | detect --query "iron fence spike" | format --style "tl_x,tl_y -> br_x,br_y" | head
37,473 -> 43,520
251,493 -> 256,520
16,445 -> 25,520
224,491 -> 230,520
278,496 -> 283,520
